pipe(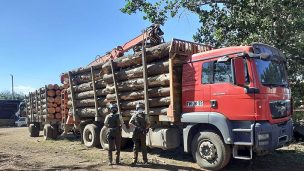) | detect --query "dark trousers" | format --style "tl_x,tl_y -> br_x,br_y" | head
132,133 -> 147,163
107,129 -> 121,164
